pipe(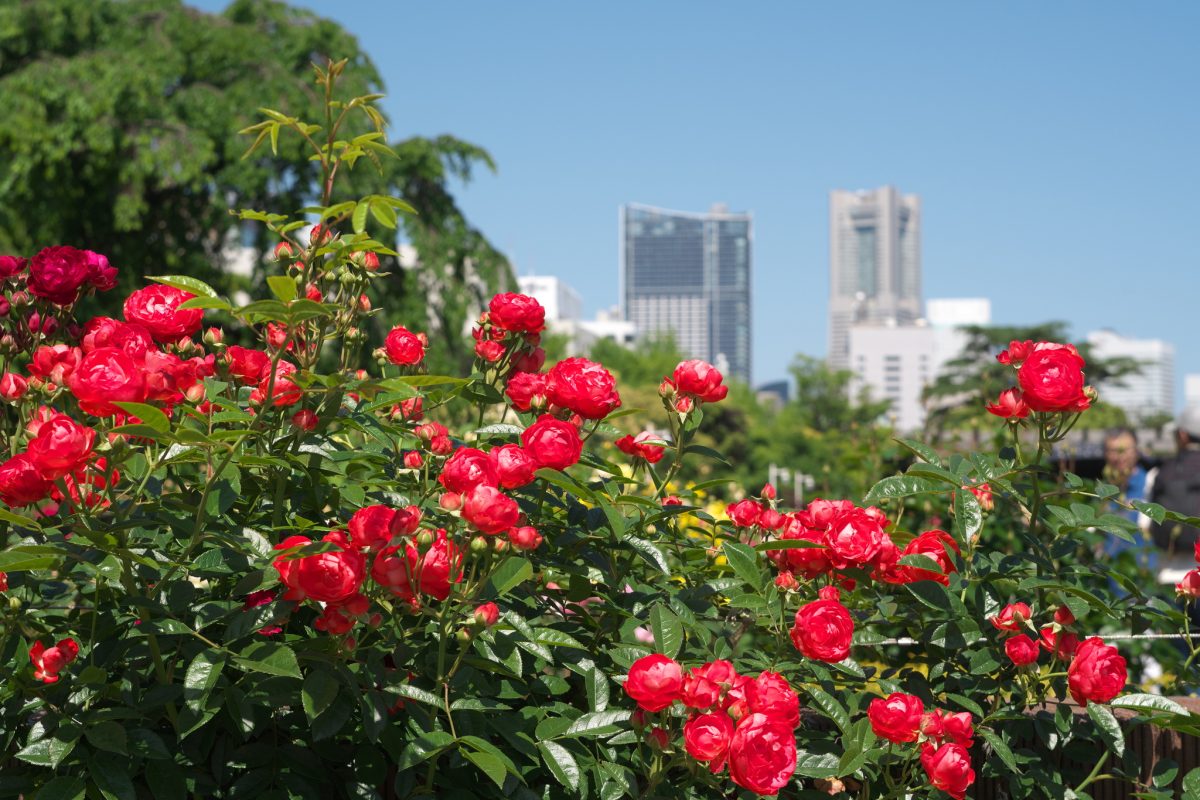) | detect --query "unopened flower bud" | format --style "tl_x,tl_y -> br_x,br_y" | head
762,483 -> 776,500
439,492 -> 462,512
305,284 -> 323,303
473,602 -> 500,627
647,727 -> 669,751
0,373 -> 28,401
357,294 -> 371,313
291,409 -> 318,431
273,241 -> 295,261
403,451 -> 423,469
774,571 -> 799,591
203,327 -> 224,347
9,291 -> 28,308
659,378 -> 675,398
470,536 -> 490,554
674,395 -> 694,414
416,530 -> 435,547
456,628 -> 473,644
0,297 -> 10,317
